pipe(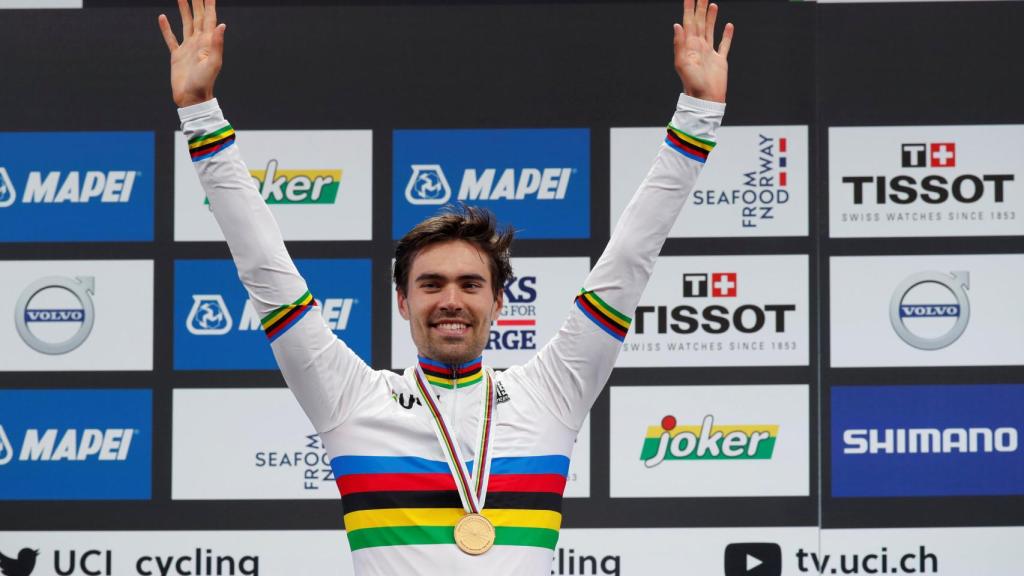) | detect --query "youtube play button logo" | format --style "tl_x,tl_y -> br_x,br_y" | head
724,543 -> 782,576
